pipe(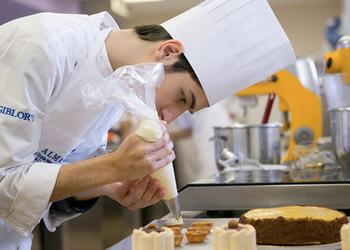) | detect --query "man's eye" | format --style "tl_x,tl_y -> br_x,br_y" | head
180,93 -> 186,103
